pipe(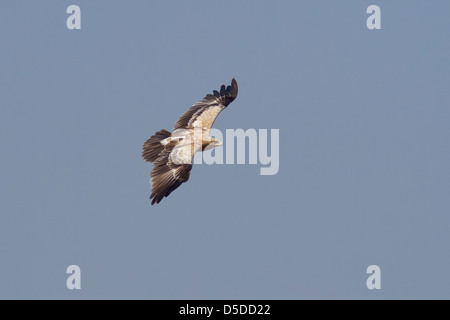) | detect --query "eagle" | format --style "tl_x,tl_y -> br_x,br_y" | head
142,78 -> 238,205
